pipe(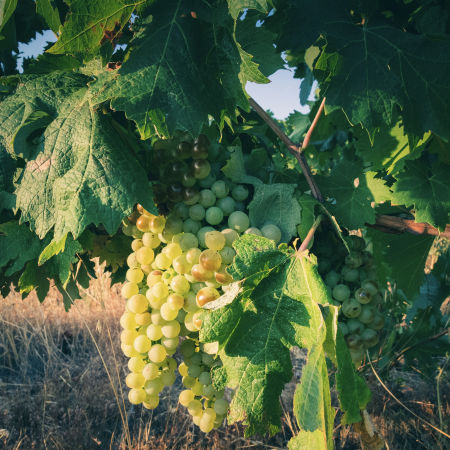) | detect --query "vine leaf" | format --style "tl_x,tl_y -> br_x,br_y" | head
0,73 -> 155,241
317,159 -> 391,229
47,0 -> 140,55
226,0 -> 270,19
36,0 -> 62,33
221,146 -> 261,185
367,228 -> 434,298
248,183 -> 303,242
93,0 -> 252,138
0,0 -> 17,33
201,236 -> 329,435
390,159 -> 450,230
